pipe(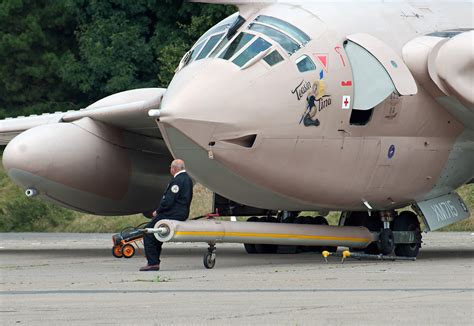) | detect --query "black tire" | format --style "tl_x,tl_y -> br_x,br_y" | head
247,216 -> 259,222
244,243 -> 257,254
203,252 -> 216,269
254,217 -> 278,254
243,217 -> 259,254
393,211 -> 421,258
379,229 -> 395,255
112,246 -> 123,258
254,244 -> 278,253
121,244 -> 135,258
